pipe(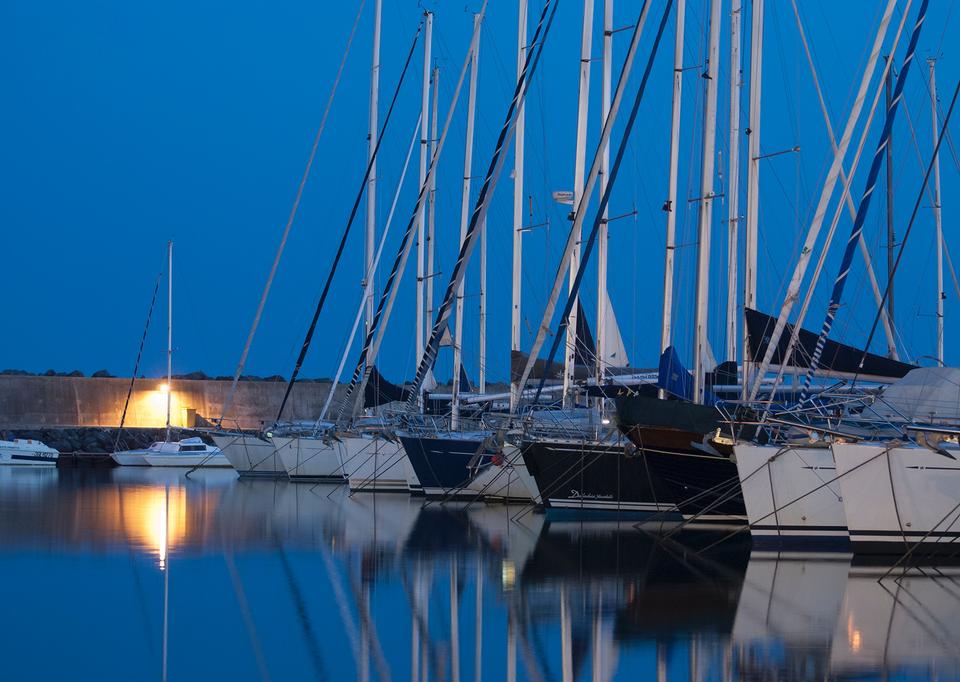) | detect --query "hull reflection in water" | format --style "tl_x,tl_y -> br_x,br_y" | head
3,468 -> 960,679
